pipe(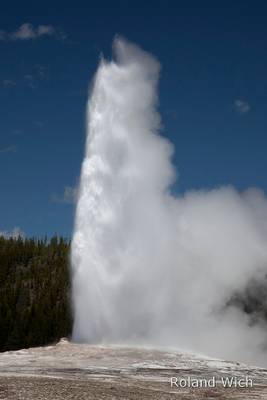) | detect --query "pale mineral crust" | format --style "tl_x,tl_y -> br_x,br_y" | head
0,339 -> 267,399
